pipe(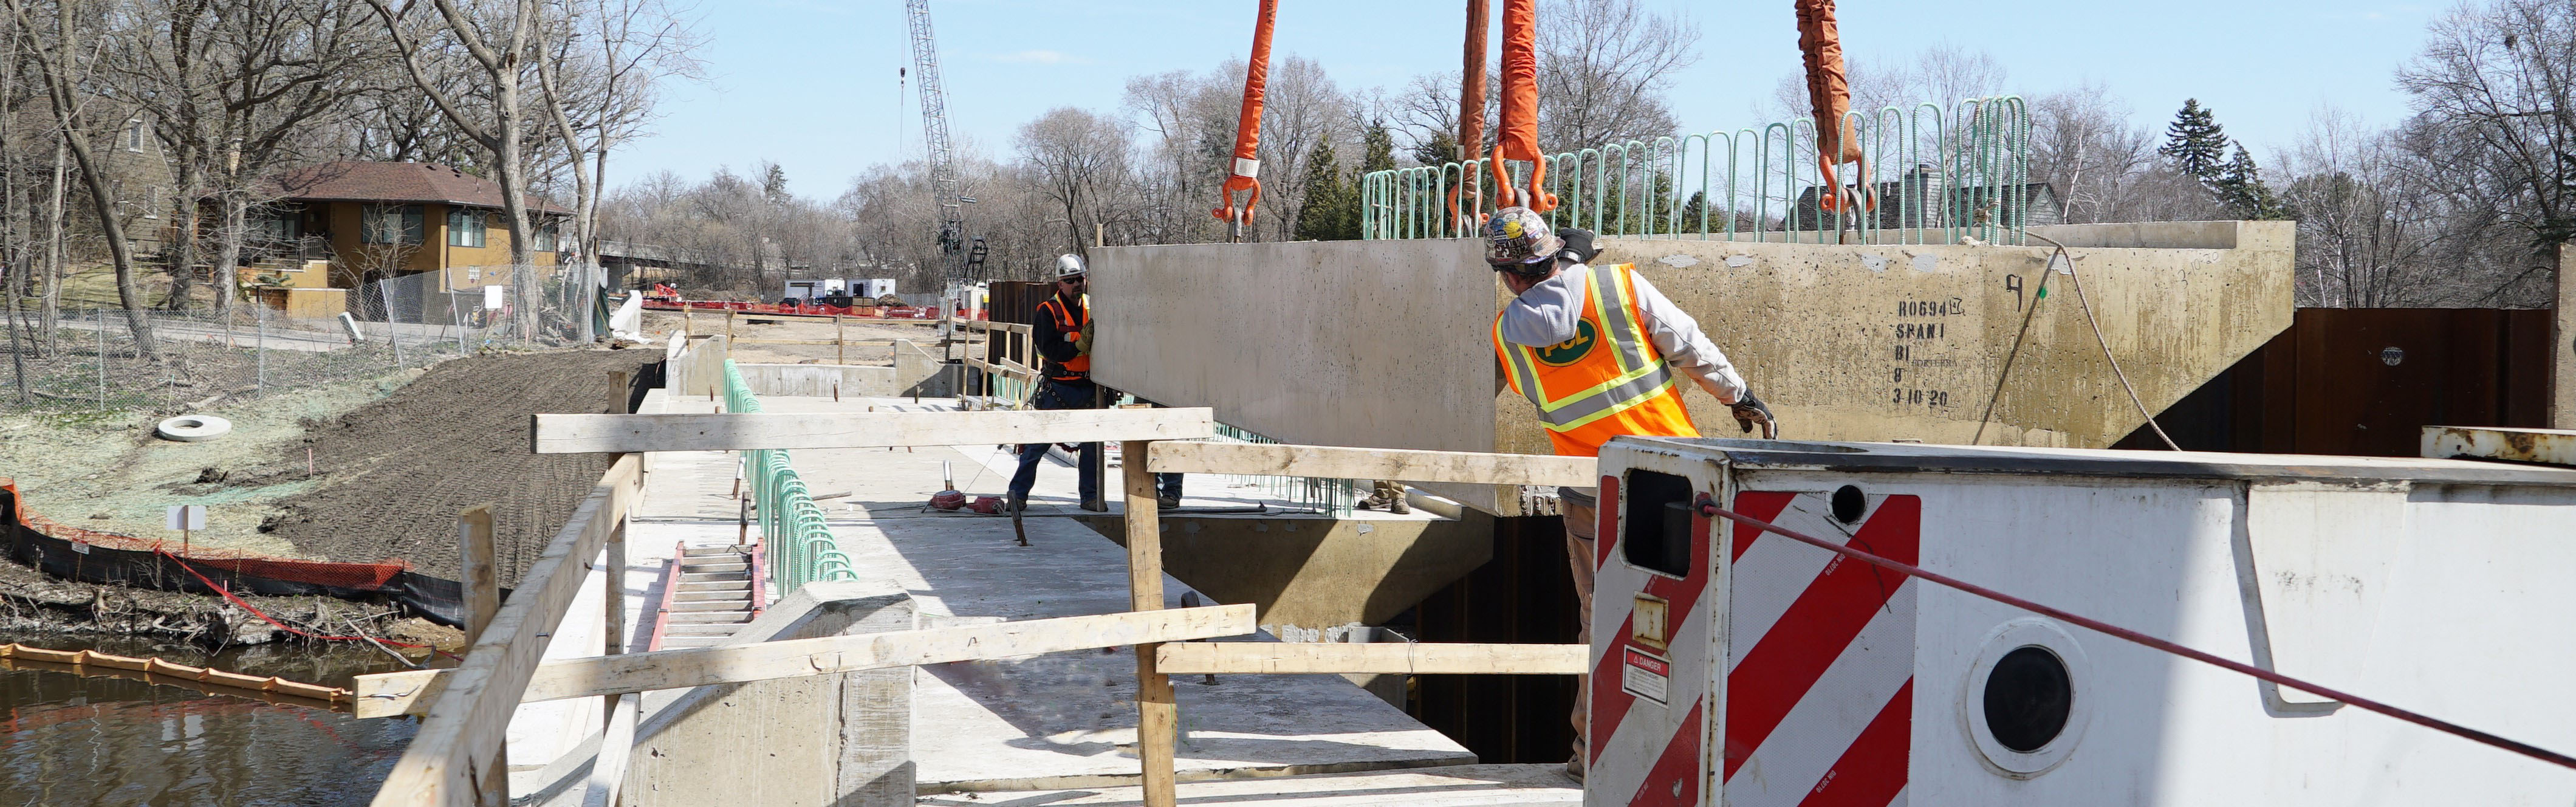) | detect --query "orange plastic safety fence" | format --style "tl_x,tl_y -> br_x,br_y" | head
2,479 -> 409,591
